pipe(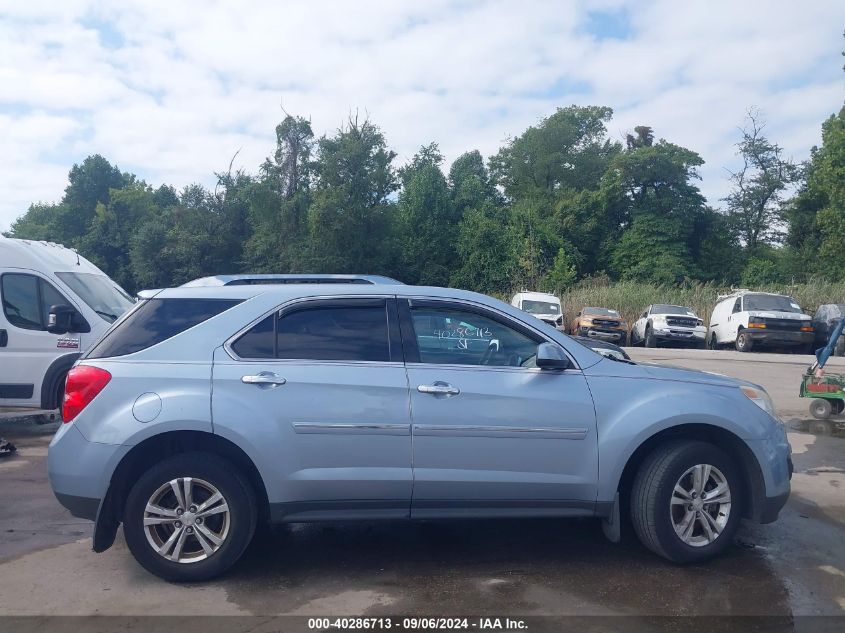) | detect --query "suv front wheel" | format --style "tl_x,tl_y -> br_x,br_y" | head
123,452 -> 257,582
630,441 -> 742,563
